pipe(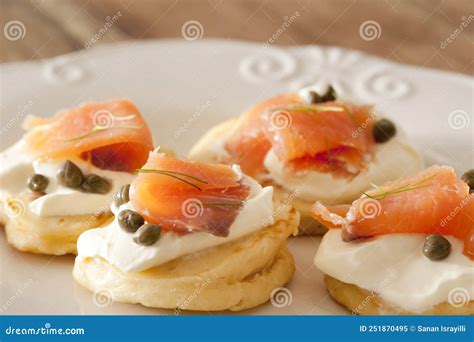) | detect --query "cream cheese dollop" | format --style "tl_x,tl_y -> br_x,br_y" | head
77,166 -> 277,272
29,159 -> 135,216
188,122 -> 423,204
315,229 -> 474,313
0,141 -> 34,195
263,136 -> 424,203
0,140 -> 134,217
